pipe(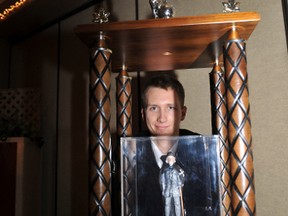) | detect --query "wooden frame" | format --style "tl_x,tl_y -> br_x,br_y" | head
75,12 -> 260,216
